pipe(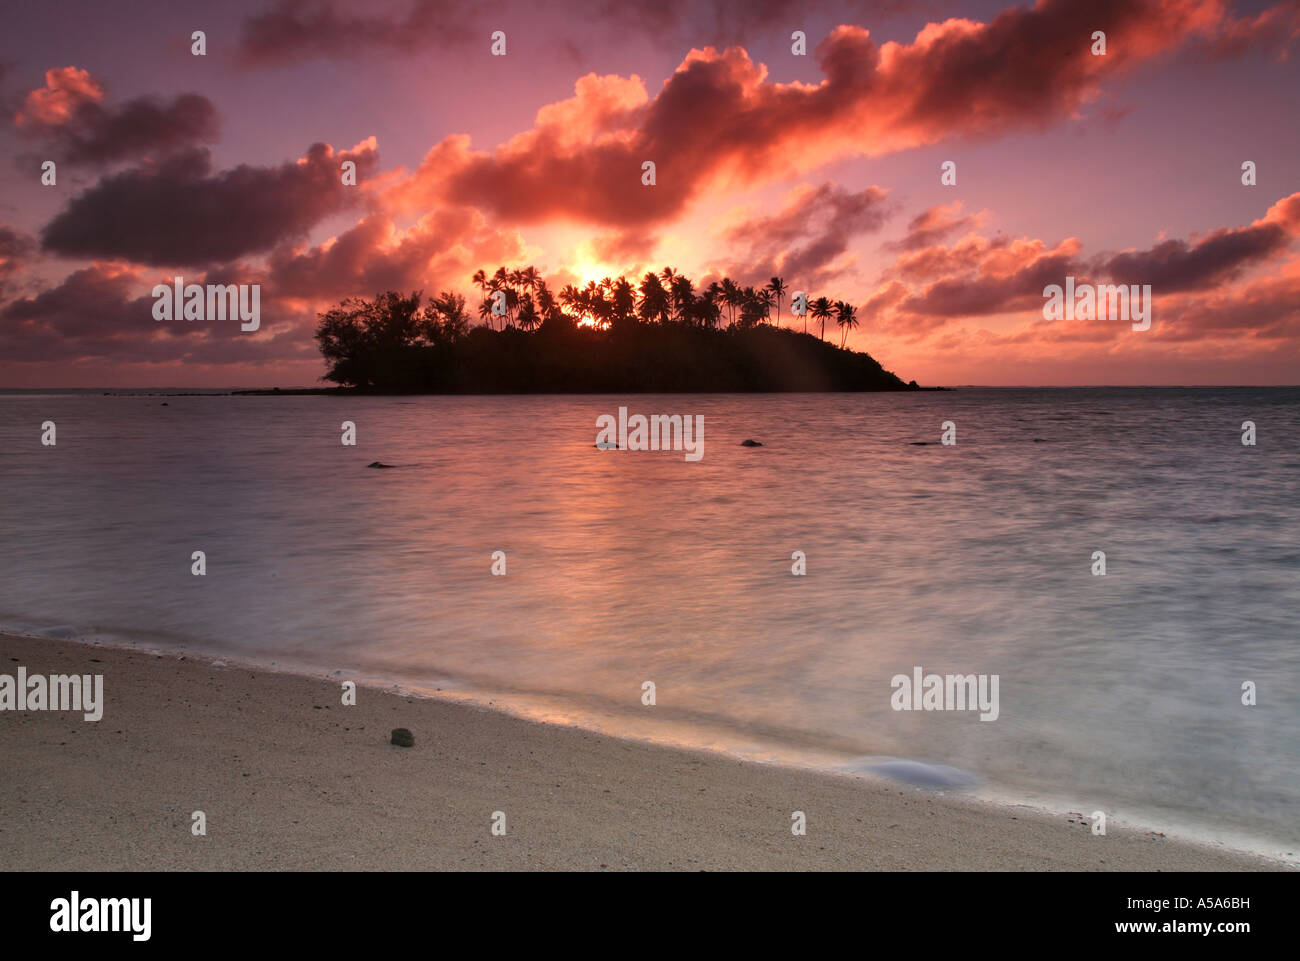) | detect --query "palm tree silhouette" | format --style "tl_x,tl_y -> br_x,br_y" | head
559,283 -> 583,323
638,272 -> 670,324
720,278 -> 740,327
535,281 -> 558,322
670,275 -> 695,324
517,294 -> 540,330
766,276 -> 786,327
462,264 -> 884,347
835,301 -> 859,347
811,297 -> 832,341
429,291 -> 470,341
698,288 -> 723,328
